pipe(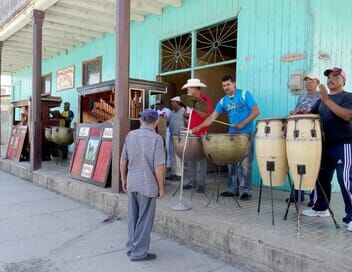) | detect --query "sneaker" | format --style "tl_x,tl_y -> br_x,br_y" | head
220,191 -> 234,197
302,208 -> 330,217
348,222 -> 352,232
240,192 -> 252,200
196,185 -> 205,193
131,253 -> 157,262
